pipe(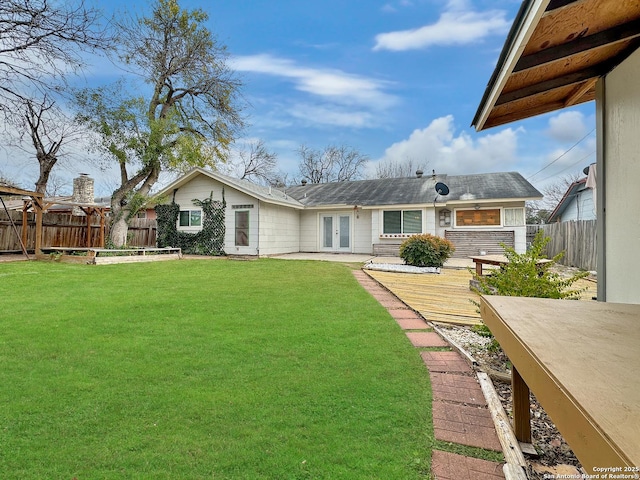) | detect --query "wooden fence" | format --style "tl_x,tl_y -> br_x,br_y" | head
537,220 -> 597,271
0,211 -> 157,252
